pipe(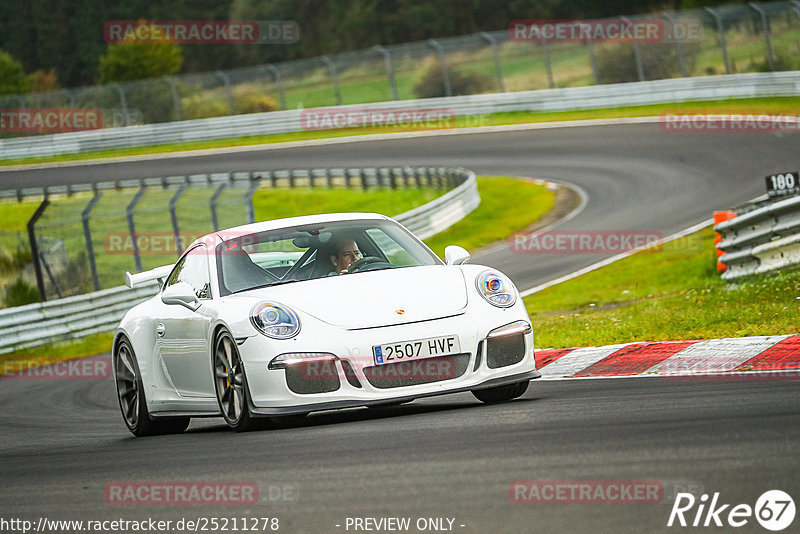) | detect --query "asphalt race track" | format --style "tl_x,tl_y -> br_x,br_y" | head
1,123 -> 798,533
